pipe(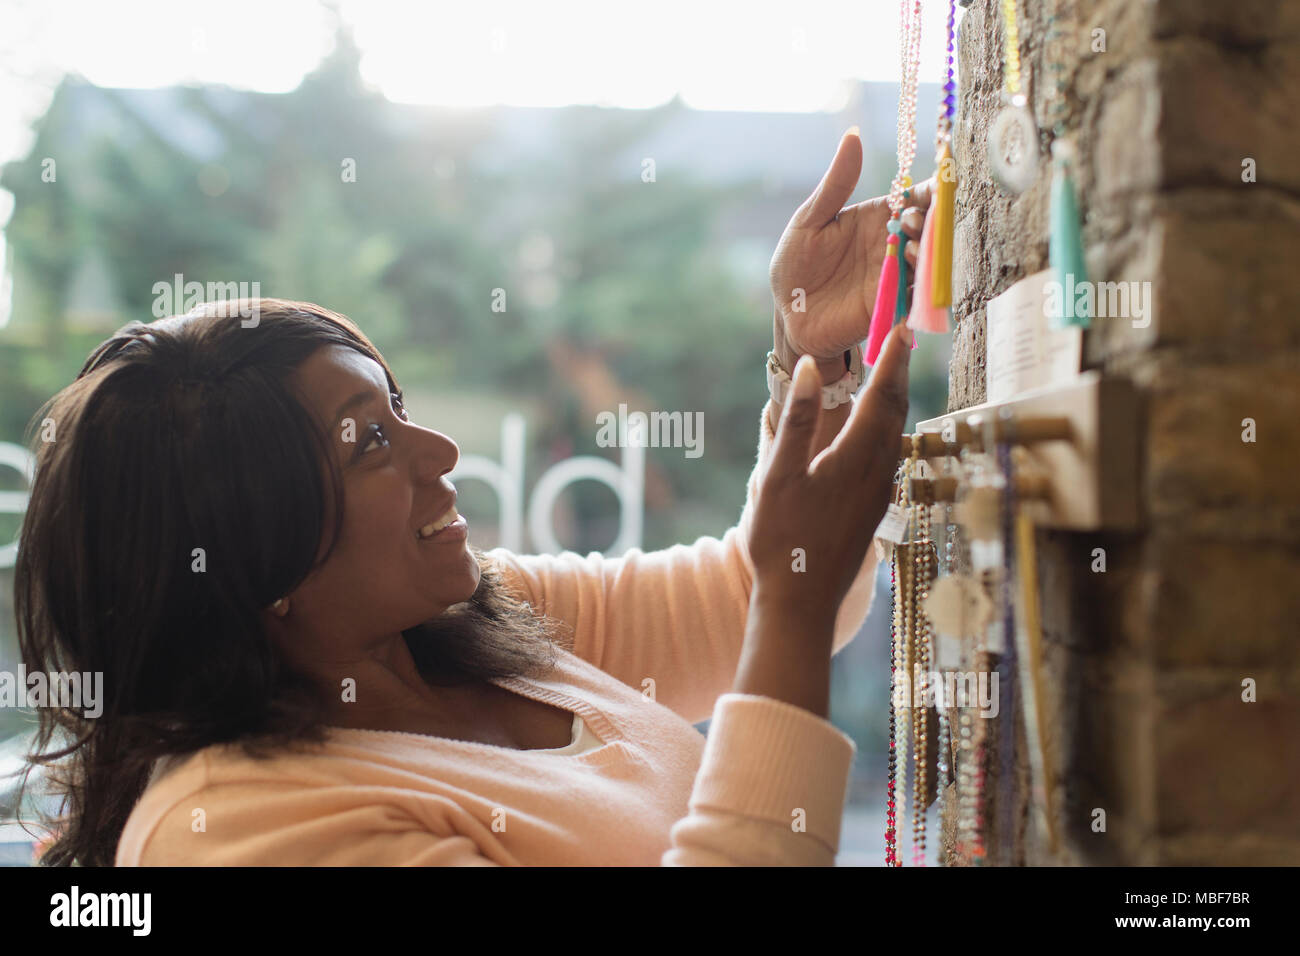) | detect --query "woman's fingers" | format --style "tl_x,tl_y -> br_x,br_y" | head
797,127 -> 865,230
767,355 -> 824,483
834,323 -> 911,486
905,239 -> 919,268
906,175 -> 936,212
901,206 -> 924,240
